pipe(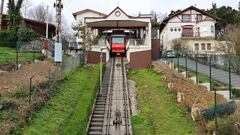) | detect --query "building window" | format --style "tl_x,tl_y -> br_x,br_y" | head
195,43 -> 199,50
170,28 -> 173,32
201,43 -> 206,50
207,43 -> 211,50
178,28 -> 181,31
211,25 -> 215,33
174,28 -> 177,31
182,14 -> 191,22
202,26 -> 207,32
197,14 -> 202,22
